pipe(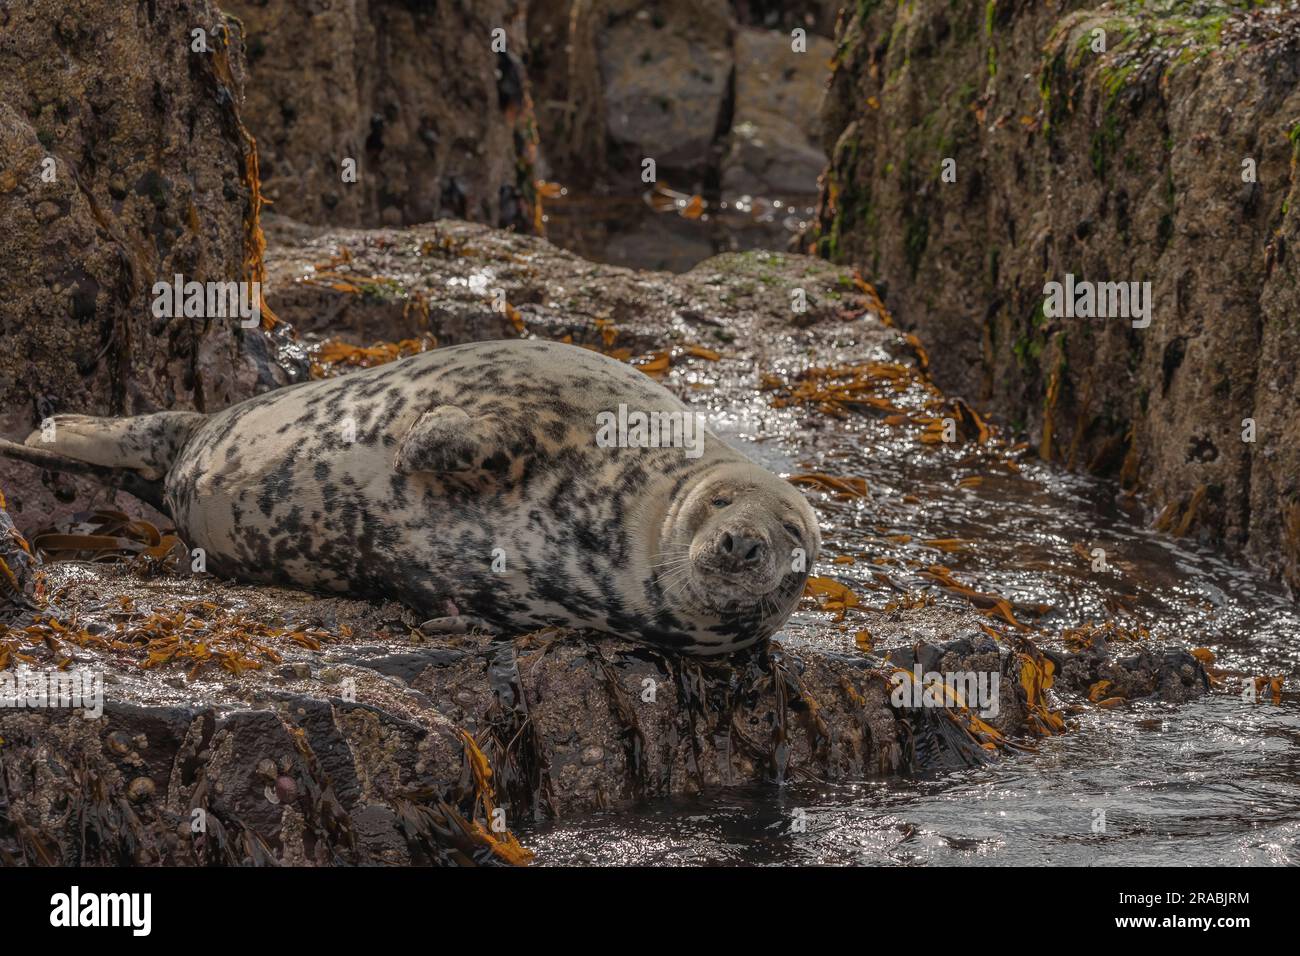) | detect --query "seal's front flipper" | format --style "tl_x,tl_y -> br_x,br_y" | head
418,615 -> 499,637
395,405 -> 505,476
